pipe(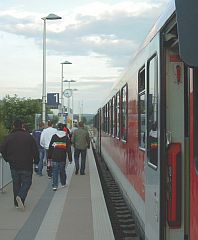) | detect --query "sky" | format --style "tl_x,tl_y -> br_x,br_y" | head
0,0 -> 170,114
